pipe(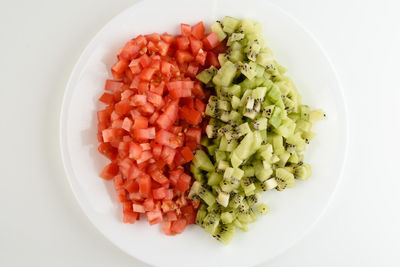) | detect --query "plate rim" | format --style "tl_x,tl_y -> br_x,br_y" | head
59,0 -> 349,265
